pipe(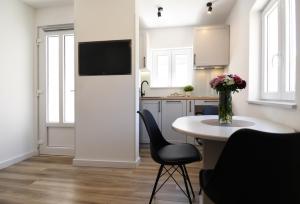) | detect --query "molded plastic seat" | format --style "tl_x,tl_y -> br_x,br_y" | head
138,109 -> 202,204
157,143 -> 201,165
200,128 -> 300,204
